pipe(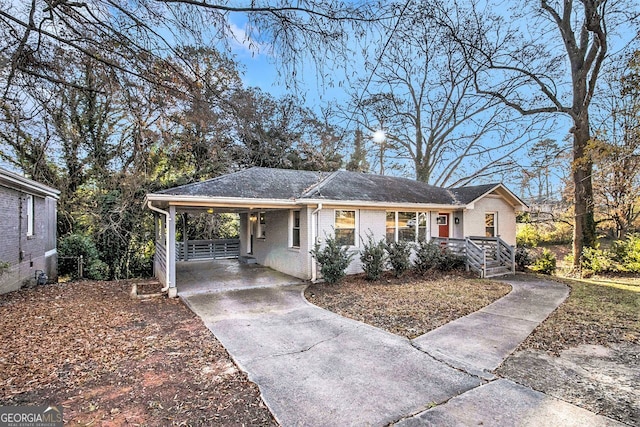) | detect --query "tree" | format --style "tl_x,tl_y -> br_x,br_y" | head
345,3 -> 537,186
346,129 -> 370,173
521,138 -> 567,203
437,0 -> 638,267
591,51 -> 640,237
